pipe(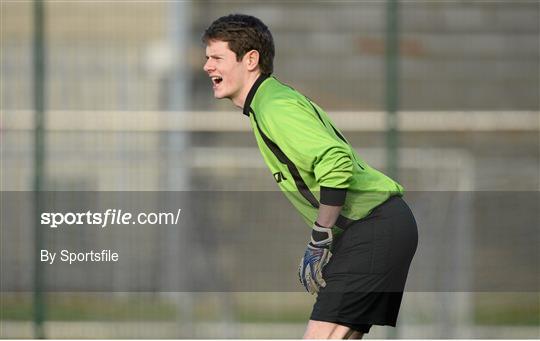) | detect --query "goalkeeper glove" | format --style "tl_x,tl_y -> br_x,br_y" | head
298,222 -> 333,294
